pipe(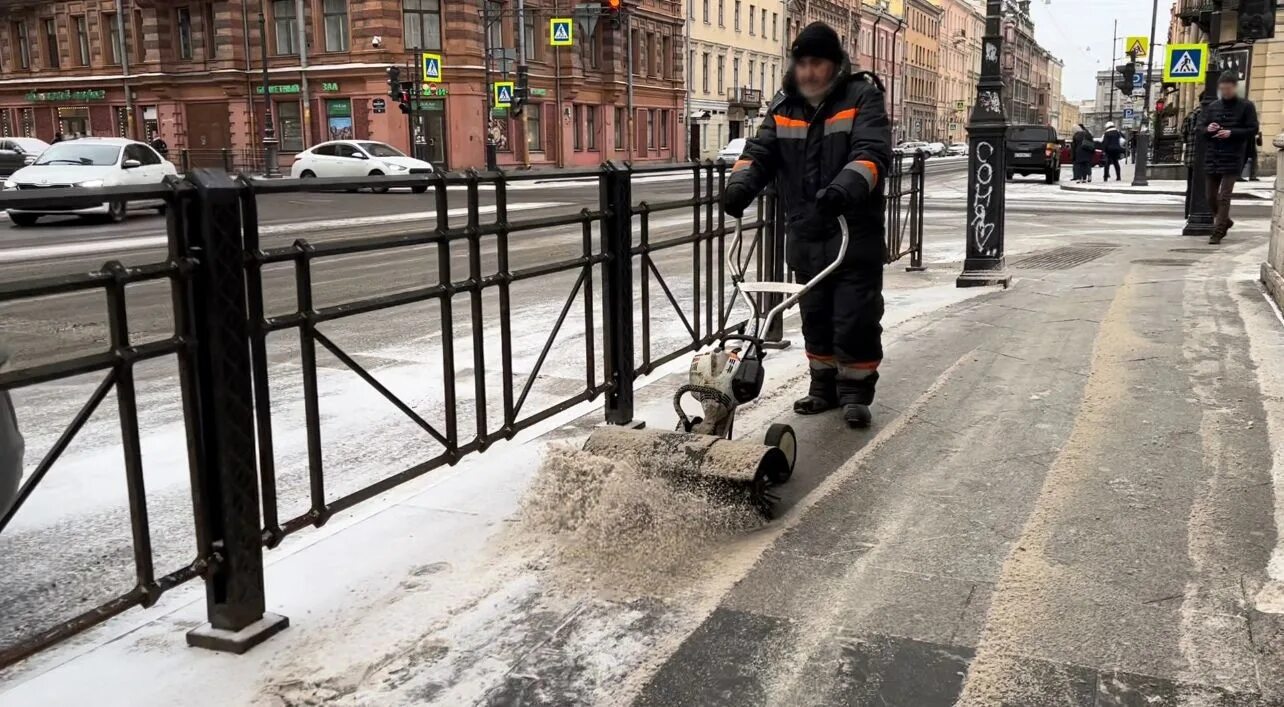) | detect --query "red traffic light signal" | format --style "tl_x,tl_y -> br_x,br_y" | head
1156,100 -> 1165,112
604,0 -> 621,8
